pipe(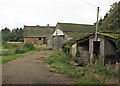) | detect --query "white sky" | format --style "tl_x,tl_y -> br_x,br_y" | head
0,0 -> 119,30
